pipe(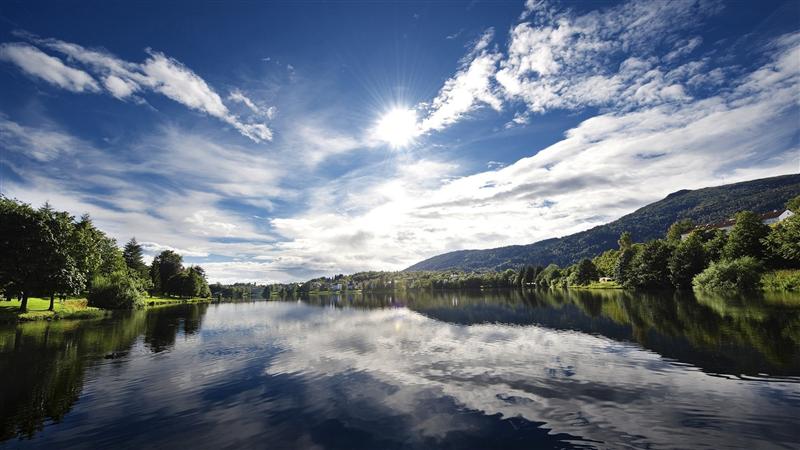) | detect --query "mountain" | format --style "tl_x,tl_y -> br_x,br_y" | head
405,174 -> 800,272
